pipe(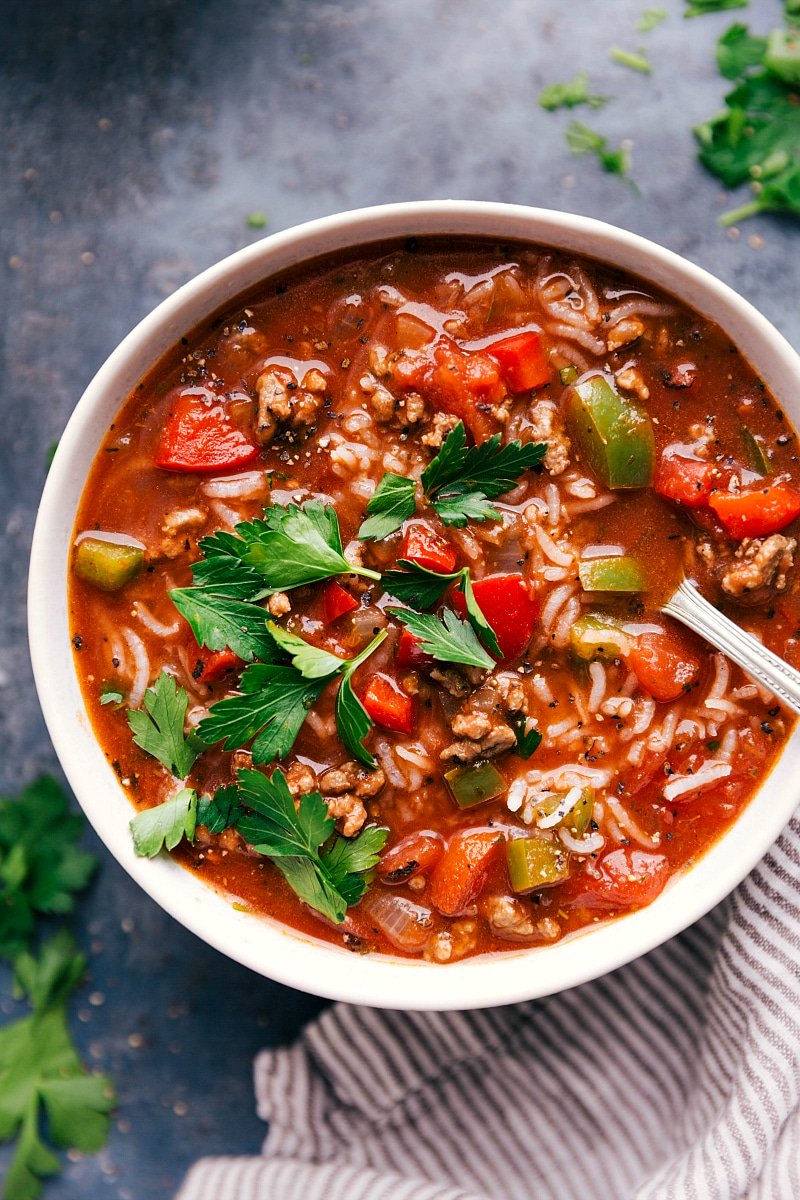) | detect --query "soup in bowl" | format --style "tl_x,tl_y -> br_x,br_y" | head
28,202 -> 800,1009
